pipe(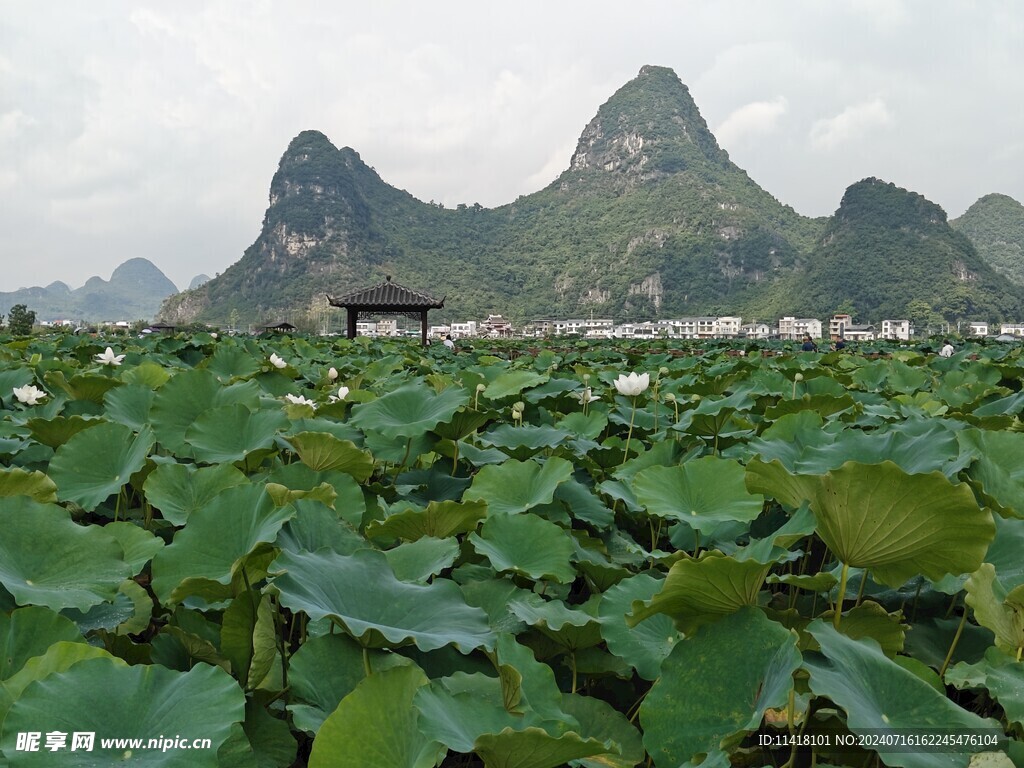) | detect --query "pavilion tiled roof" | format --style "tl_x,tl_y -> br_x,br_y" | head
328,276 -> 444,309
